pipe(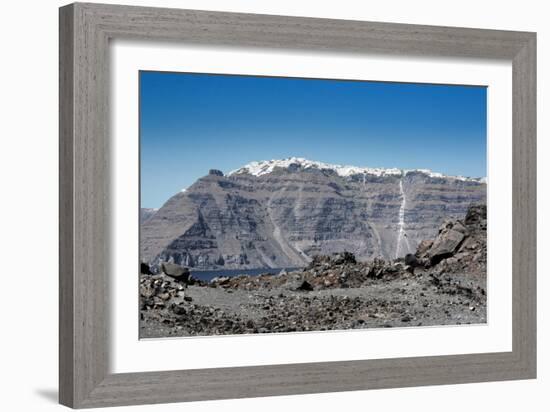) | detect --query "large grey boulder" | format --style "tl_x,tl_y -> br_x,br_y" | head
160,262 -> 191,282
427,225 -> 466,265
416,240 -> 433,257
